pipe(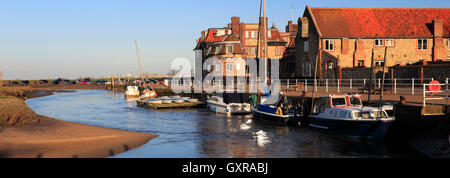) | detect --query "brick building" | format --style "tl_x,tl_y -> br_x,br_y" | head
194,17 -> 297,80
295,6 -> 450,79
